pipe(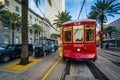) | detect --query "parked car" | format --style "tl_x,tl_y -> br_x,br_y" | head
0,45 -> 6,50
0,44 -> 33,63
